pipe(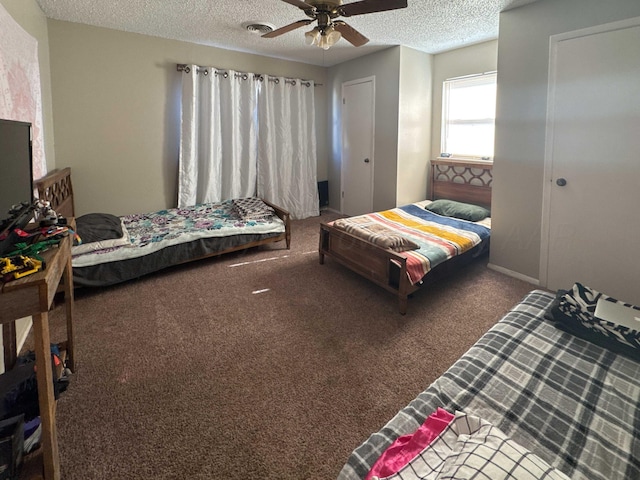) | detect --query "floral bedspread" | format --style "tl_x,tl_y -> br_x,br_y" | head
72,200 -> 285,268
